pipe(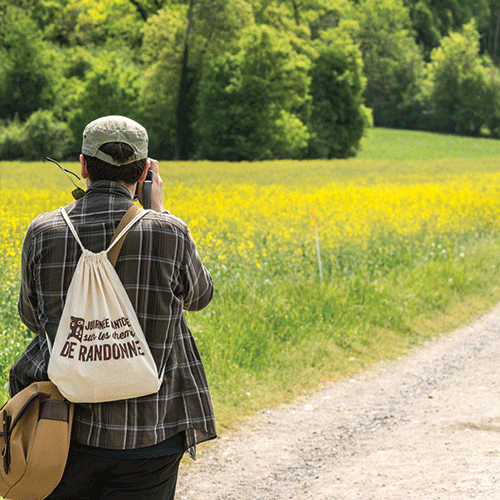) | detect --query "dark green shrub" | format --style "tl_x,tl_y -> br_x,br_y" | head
0,111 -> 72,161
21,110 -> 73,161
307,28 -> 372,158
0,118 -> 24,160
422,22 -> 491,136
